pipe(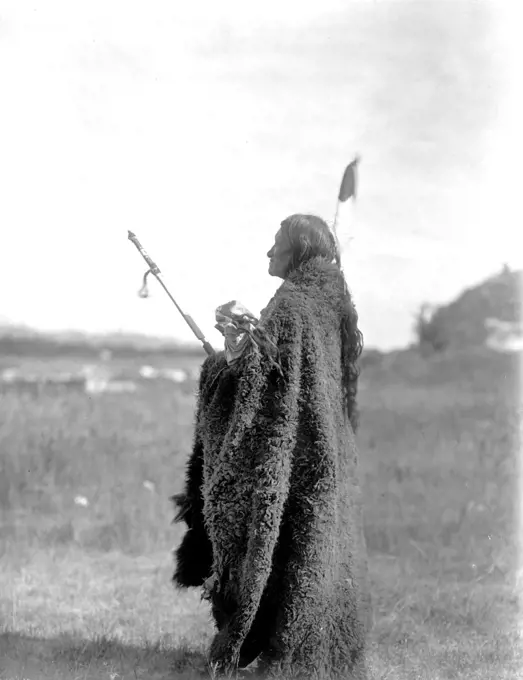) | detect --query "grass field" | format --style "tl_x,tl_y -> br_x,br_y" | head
0,347 -> 521,679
